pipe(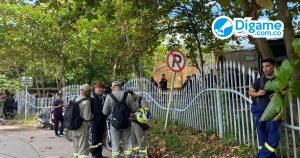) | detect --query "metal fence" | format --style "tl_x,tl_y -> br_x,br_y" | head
15,61 -> 300,157
16,85 -> 80,115
123,61 -> 300,158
